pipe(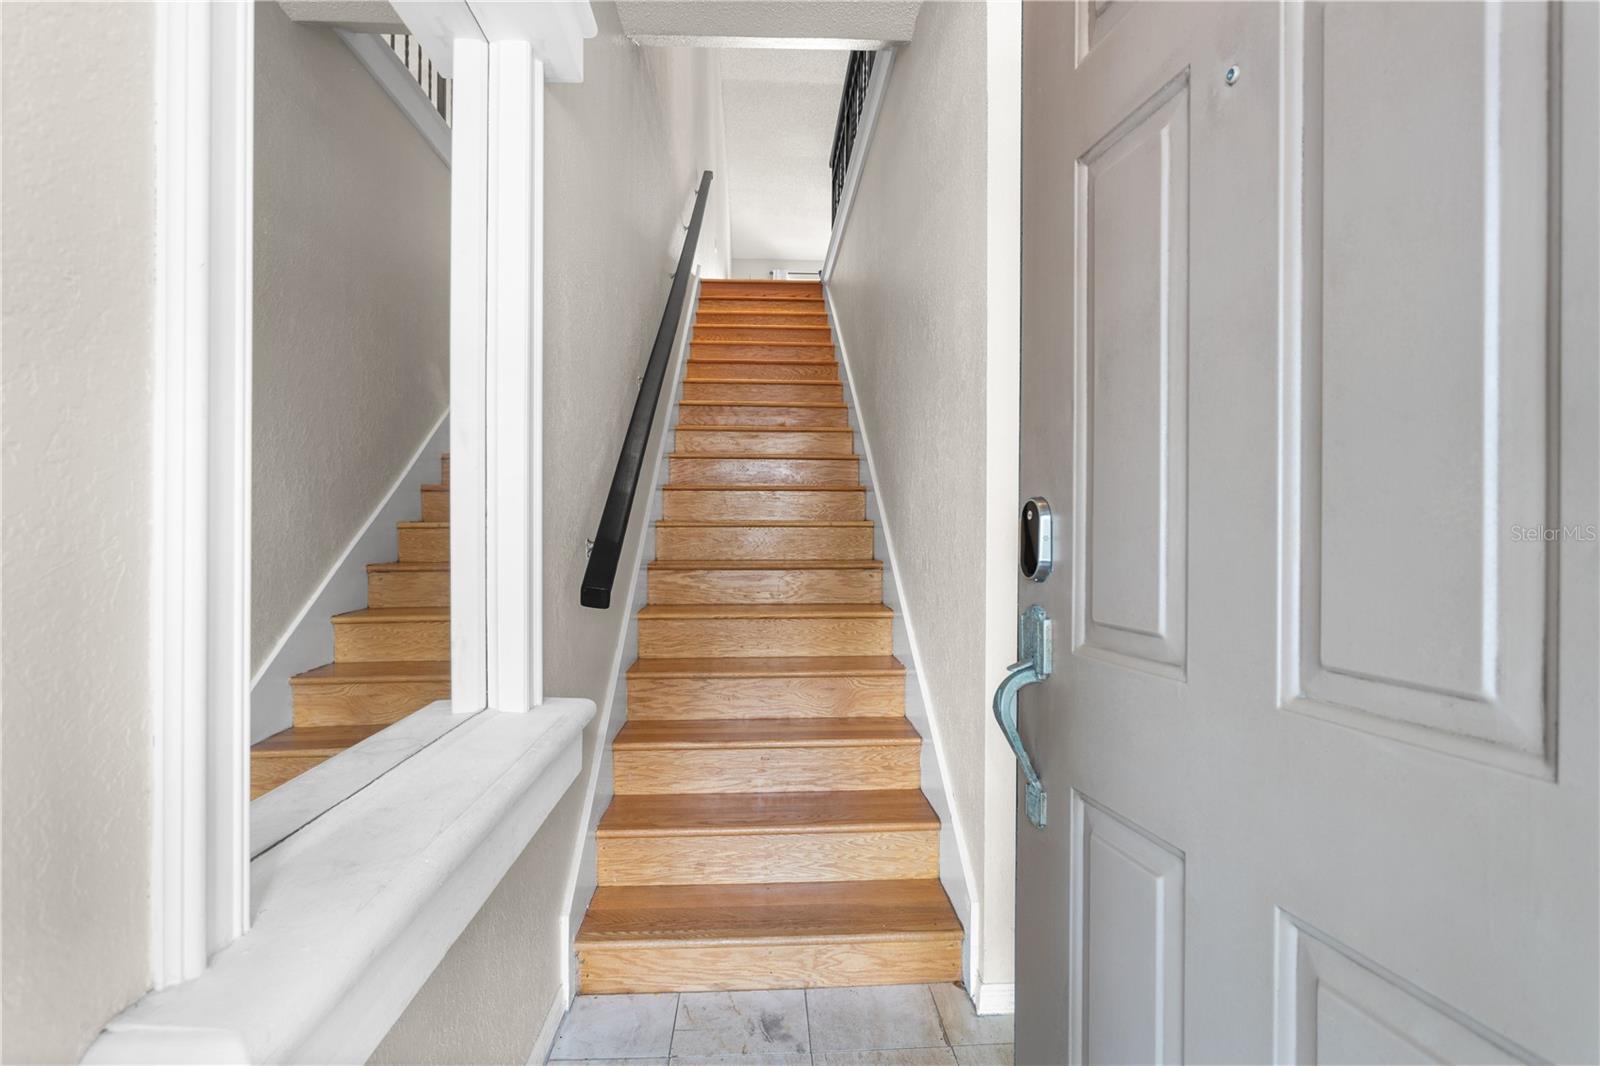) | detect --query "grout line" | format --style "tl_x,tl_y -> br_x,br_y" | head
927,983 -> 953,1049
665,991 -> 681,1062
